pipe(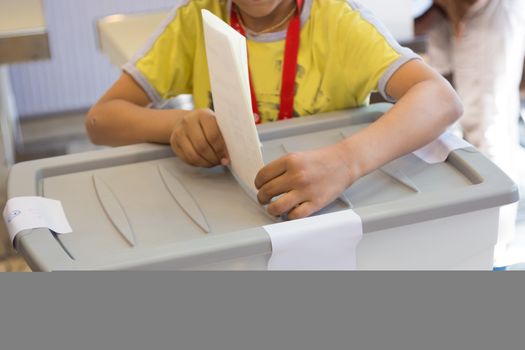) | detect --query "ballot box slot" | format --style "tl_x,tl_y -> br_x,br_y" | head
257,108 -> 385,142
